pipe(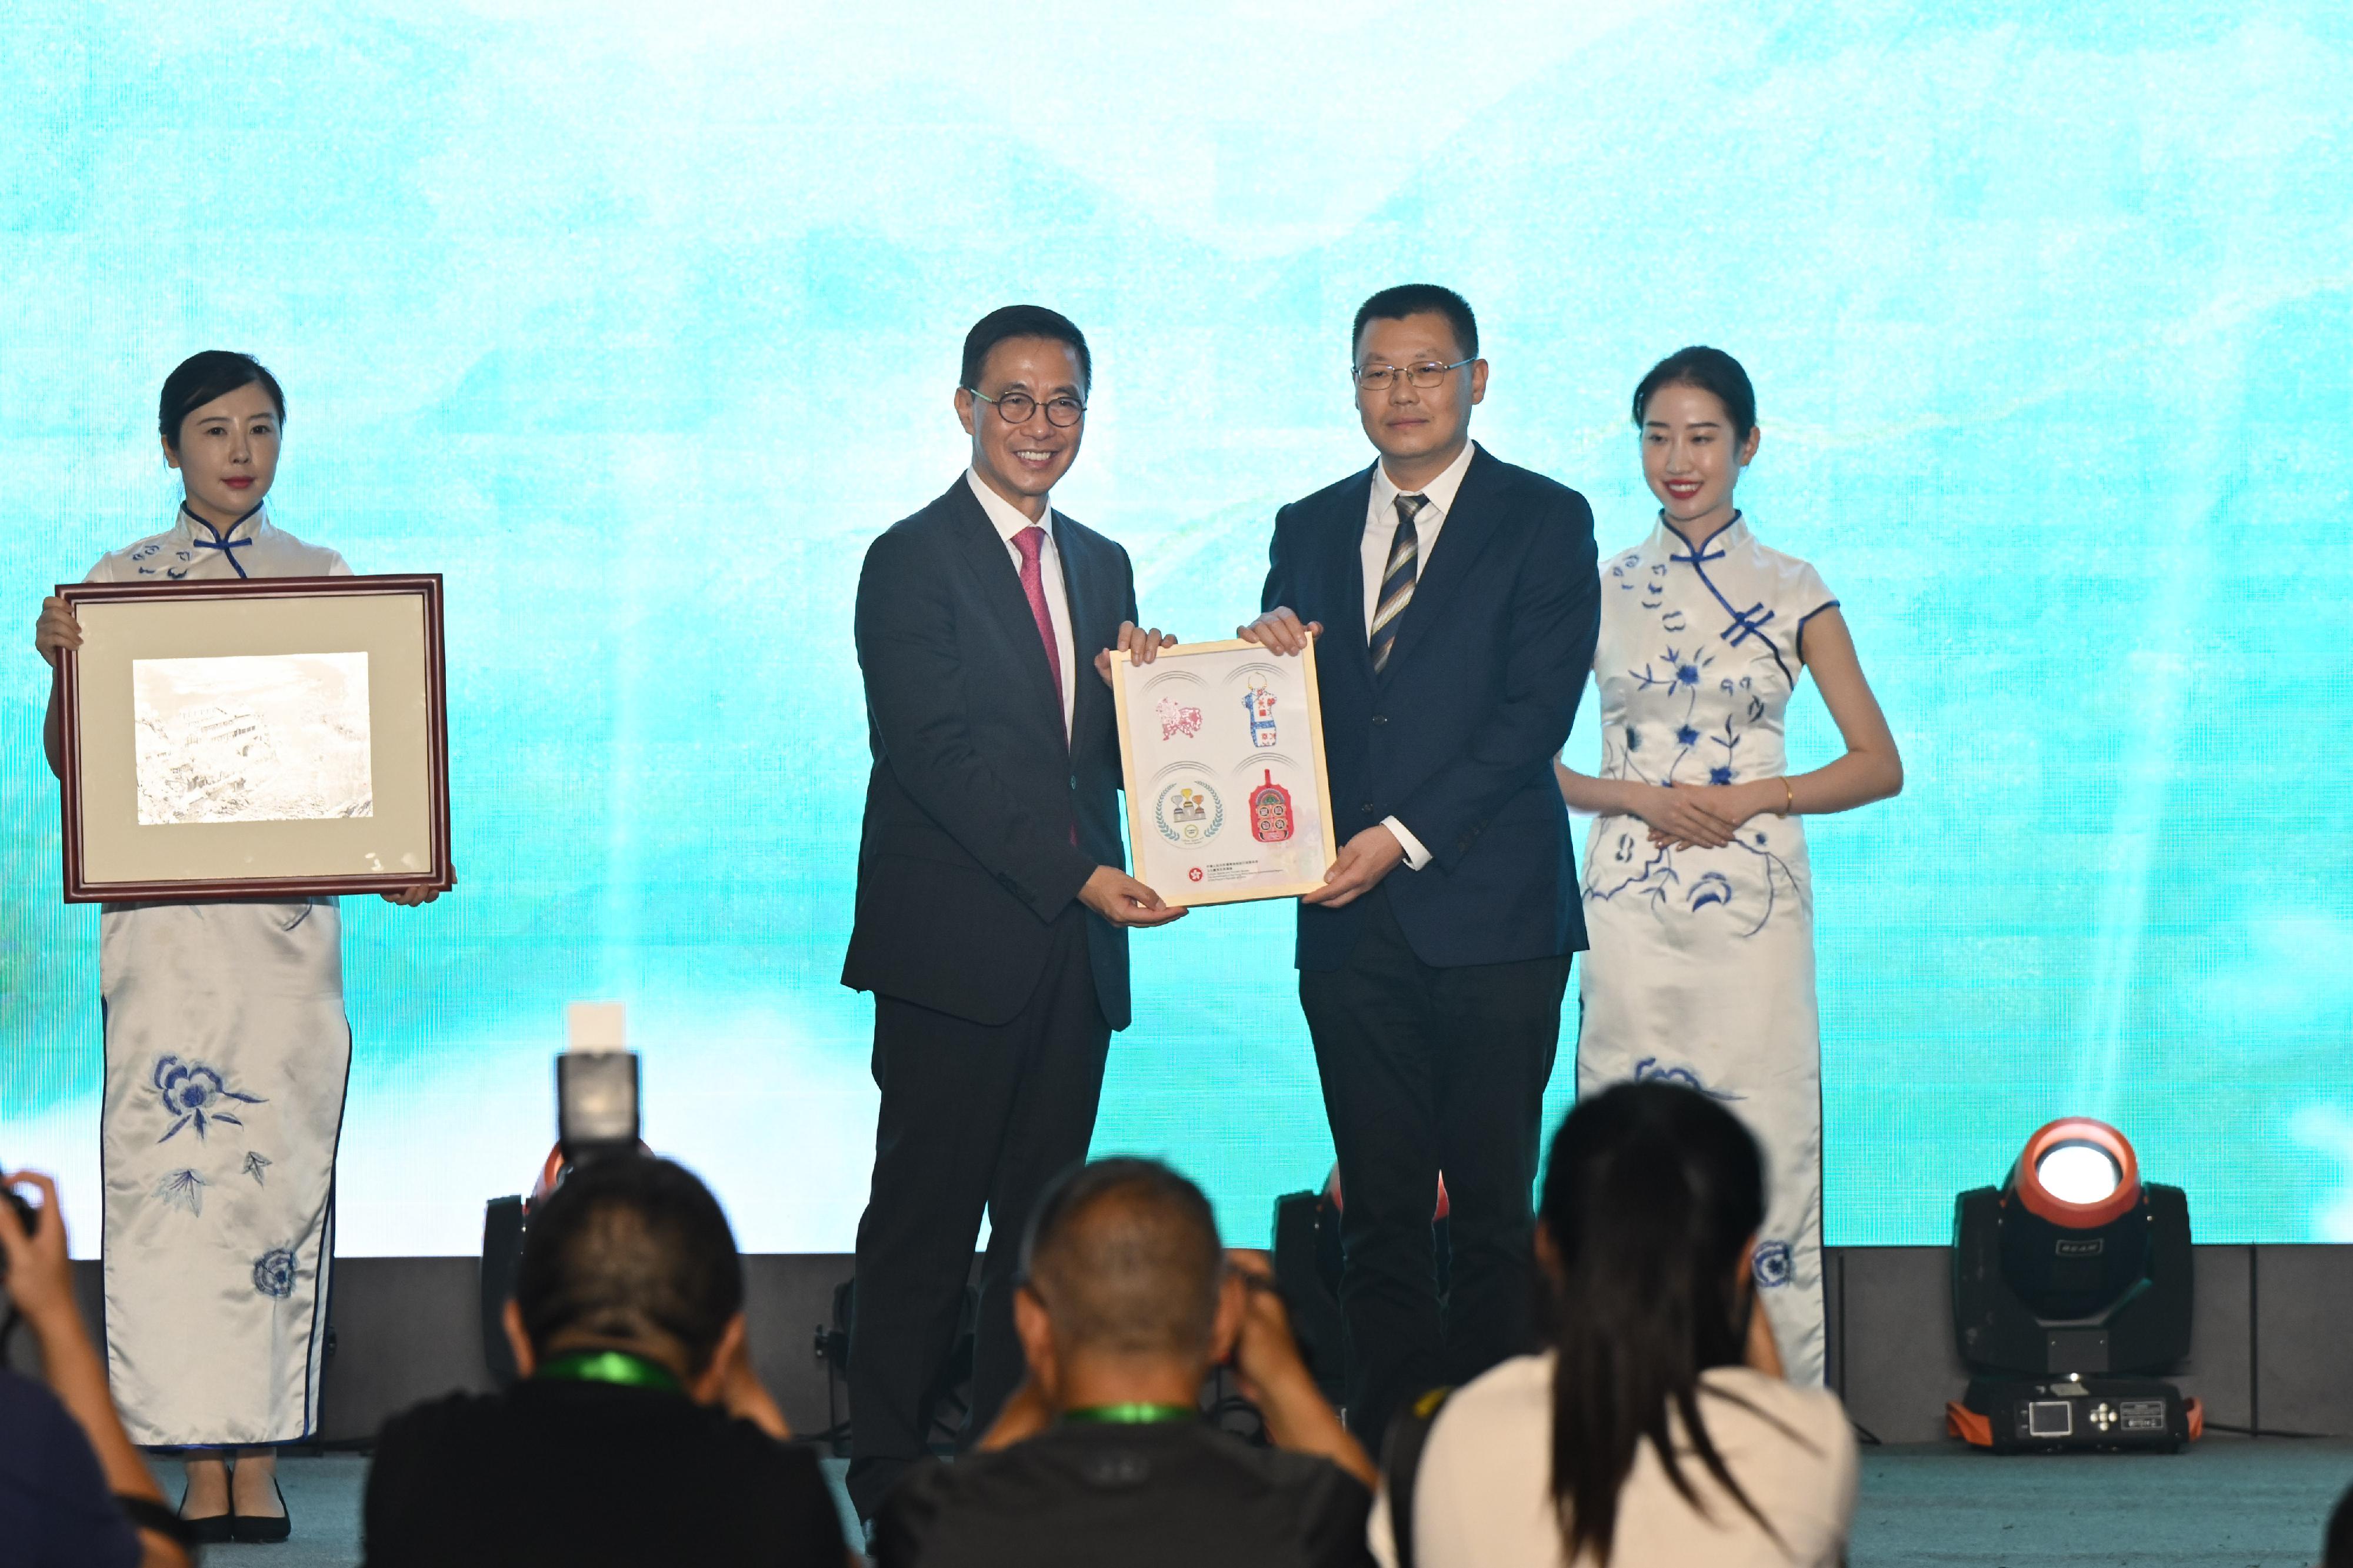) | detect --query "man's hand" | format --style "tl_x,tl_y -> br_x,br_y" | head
1094,621 -> 1177,686
1078,865 -> 1188,928
0,1172 -> 75,1332
1224,1250 -> 1312,1407
714,1329 -> 791,1439
1236,607 -> 1322,656
1300,824 -> 1407,908
1223,1249 -> 1375,1488
34,596 -> 80,670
